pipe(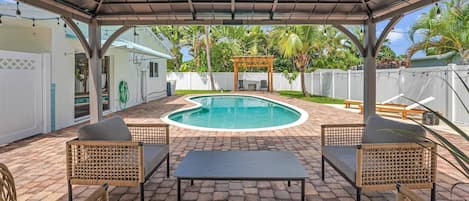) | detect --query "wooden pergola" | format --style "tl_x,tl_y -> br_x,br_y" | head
233,56 -> 274,92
